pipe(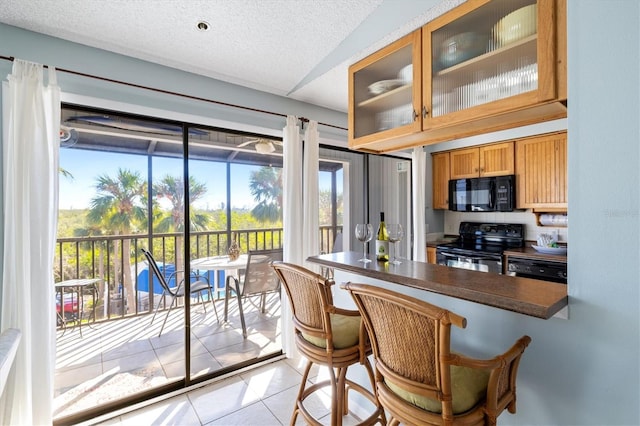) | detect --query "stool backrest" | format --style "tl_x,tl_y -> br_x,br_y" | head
271,261 -> 334,345
344,282 -> 466,419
